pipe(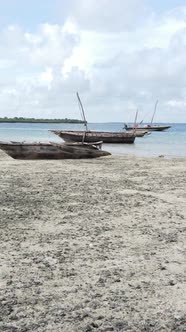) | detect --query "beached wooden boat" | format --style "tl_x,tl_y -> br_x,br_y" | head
51,130 -> 136,144
0,141 -> 111,159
